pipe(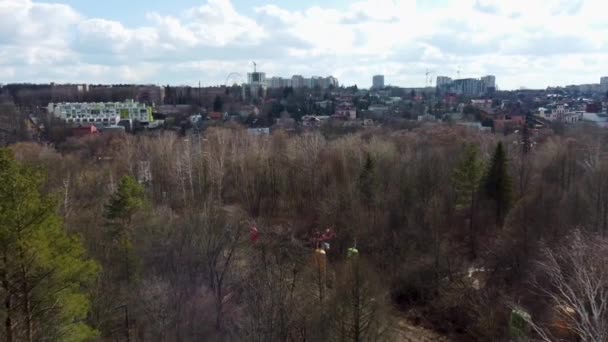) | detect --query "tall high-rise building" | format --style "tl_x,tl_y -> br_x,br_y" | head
372,75 -> 385,89
266,75 -> 337,89
247,72 -> 266,85
246,71 -> 267,99
452,78 -> 483,96
437,75 -> 495,95
481,75 -> 496,91
268,77 -> 282,89
601,76 -> 608,92
436,76 -> 452,88
326,76 -> 339,88
291,75 -> 304,88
